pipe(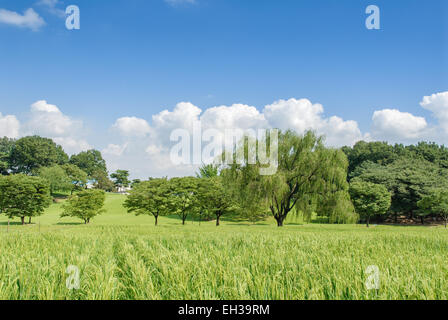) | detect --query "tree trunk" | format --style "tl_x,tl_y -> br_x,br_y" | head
182,216 -> 186,225
216,215 -> 220,226
275,215 -> 285,227
28,217 -> 32,224
84,219 -> 87,224
366,216 -> 370,228
420,216 -> 424,225
445,217 -> 447,229
154,215 -> 158,226
21,216 -> 25,225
